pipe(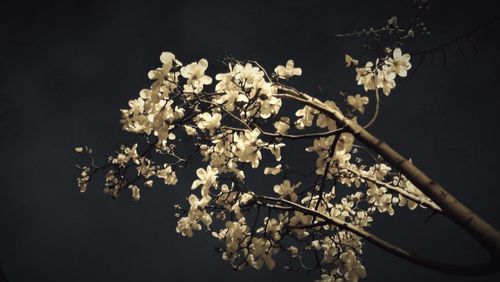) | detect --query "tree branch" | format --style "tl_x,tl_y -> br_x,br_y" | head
411,17 -> 500,58
344,167 -> 443,213
255,195 -> 499,276
276,85 -> 500,260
